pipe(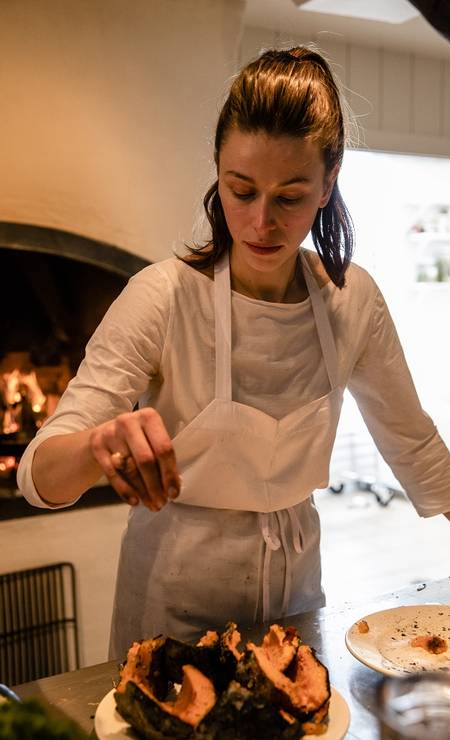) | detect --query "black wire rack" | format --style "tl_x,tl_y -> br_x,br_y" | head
0,562 -> 80,686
